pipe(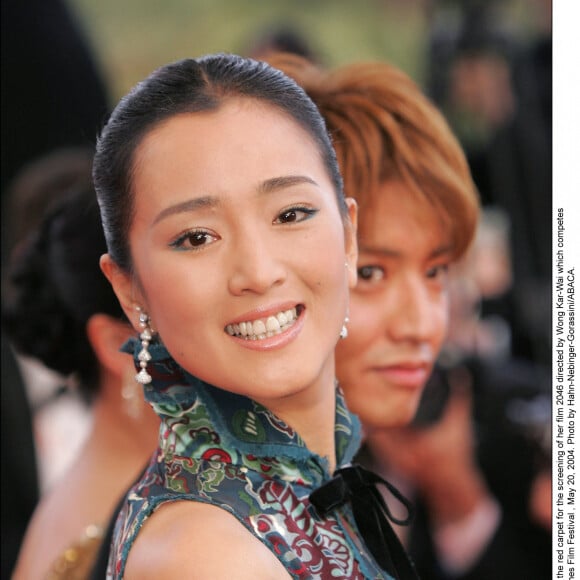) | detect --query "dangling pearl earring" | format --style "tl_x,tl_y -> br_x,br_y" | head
340,316 -> 350,340
135,306 -> 153,385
